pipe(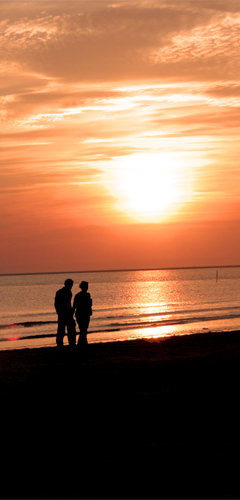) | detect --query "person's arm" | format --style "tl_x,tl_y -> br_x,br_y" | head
89,294 -> 92,315
54,292 -> 59,314
72,295 -> 77,315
